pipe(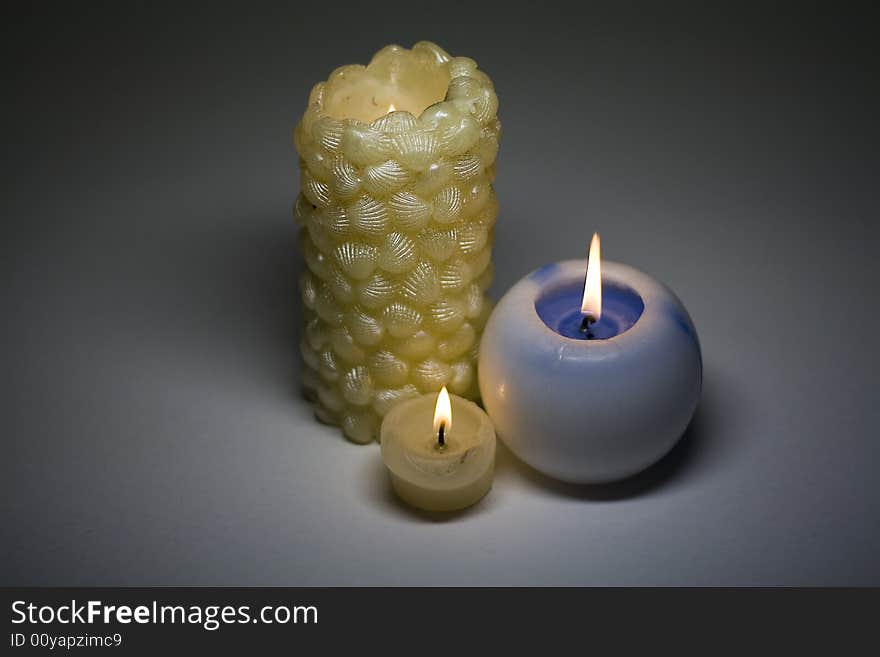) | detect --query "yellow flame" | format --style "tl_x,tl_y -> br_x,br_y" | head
581,232 -> 602,321
433,385 -> 452,435
387,103 -> 396,113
